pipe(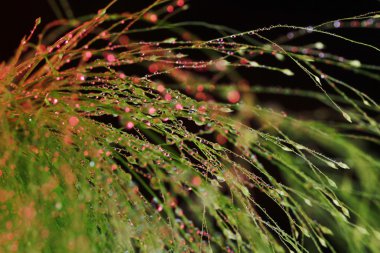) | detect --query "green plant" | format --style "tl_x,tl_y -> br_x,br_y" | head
0,1 -> 379,252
